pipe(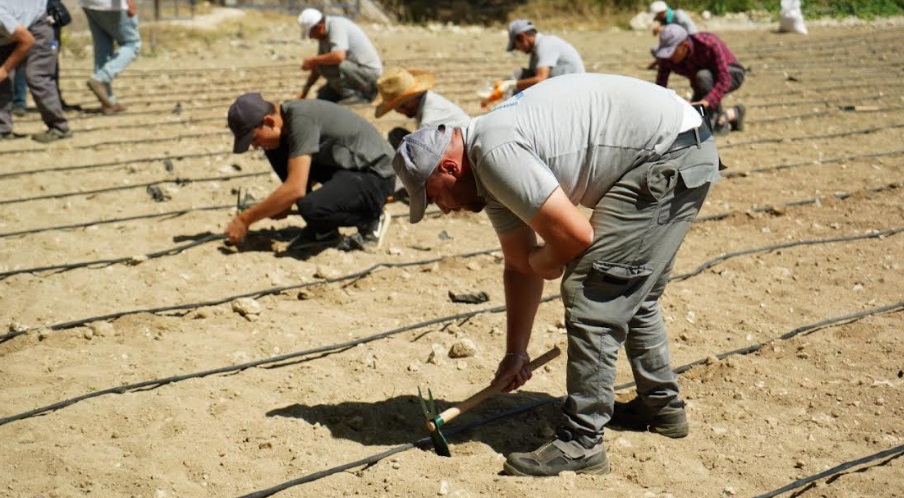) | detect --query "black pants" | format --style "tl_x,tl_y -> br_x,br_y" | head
297,168 -> 393,232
